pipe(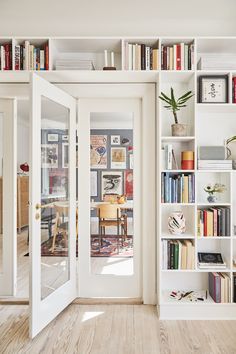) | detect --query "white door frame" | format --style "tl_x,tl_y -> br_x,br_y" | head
57,84 -> 156,304
29,74 -> 77,338
0,98 -> 17,296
